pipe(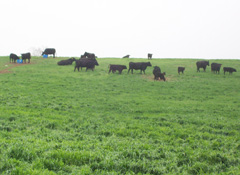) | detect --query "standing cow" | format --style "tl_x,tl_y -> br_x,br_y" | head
178,67 -> 185,74
81,52 -> 96,60
128,62 -> 152,74
9,53 -> 20,63
223,67 -> 237,75
42,48 -> 56,58
74,59 -> 99,72
21,52 -> 31,63
211,63 -> 222,74
148,53 -> 153,59
196,61 -> 209,72
108,64 -> 127,74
